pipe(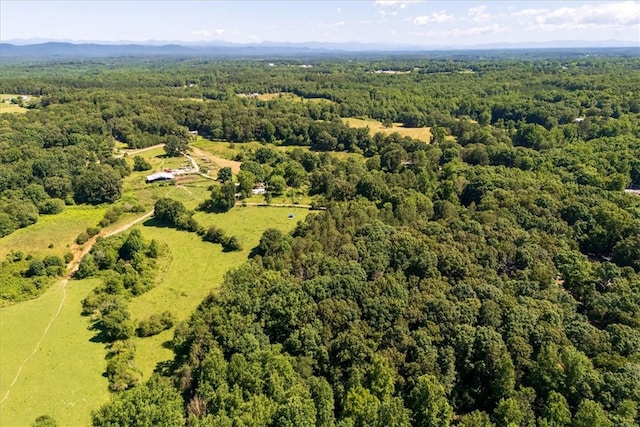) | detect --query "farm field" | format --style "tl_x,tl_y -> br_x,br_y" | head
238,92 -> 333,104
192,136 -> 363,164
0,103 -> 27,114
0,205 -> 108,261
343,117 -> 432,142
0,204 -> 311,424
0,278 -> 109,426
0,94 -> 33,114
131,206 -> 312,377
